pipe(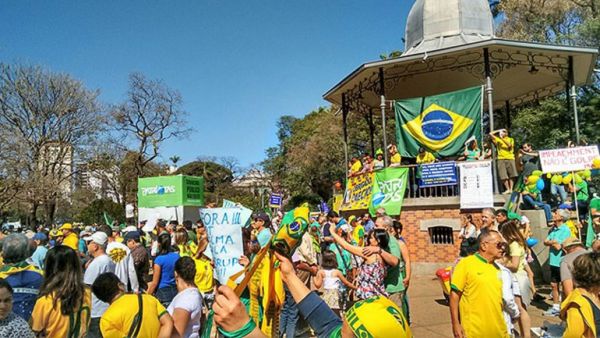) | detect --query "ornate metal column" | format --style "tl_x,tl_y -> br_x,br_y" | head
379,67 -> 388,166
